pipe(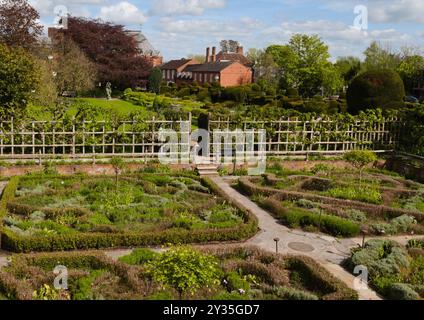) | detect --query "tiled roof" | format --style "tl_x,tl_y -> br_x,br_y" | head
216,52 -> 252,67
161,59 -> 193,70
184,61 -> 234,72
183,64 -> 202,72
